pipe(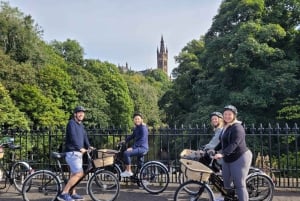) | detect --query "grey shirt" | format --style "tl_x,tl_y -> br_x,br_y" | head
204,127 -> 222,150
